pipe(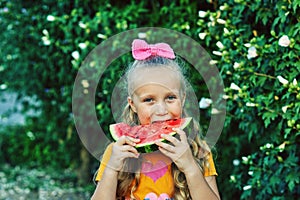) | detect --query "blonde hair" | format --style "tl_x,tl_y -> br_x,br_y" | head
116,56 -> 211,199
